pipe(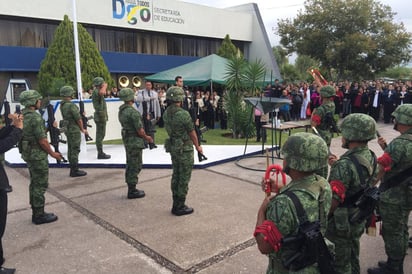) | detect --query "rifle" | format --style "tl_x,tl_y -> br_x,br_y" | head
349,186 -> 380,224
79,100 -> 93,141
376,130 -> 387,149
195,125 -> 208,162
46,102 -> 67,163
142,100 -> 157,149
324,112 -> 340,134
